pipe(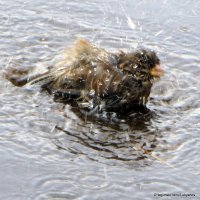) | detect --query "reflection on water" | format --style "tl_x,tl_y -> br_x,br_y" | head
0,0 -> 200,199
54,108 -> 159,164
